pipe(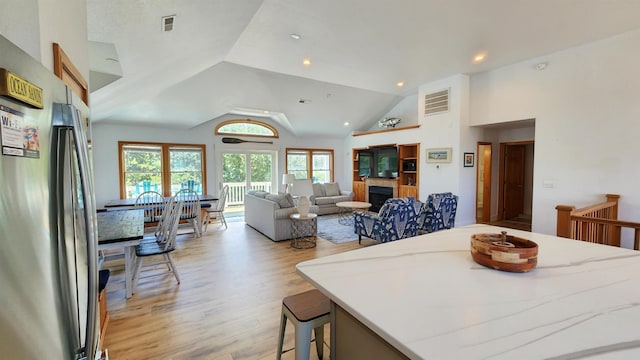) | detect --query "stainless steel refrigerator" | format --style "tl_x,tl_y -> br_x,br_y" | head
0,35 -> 100,359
